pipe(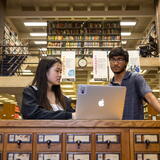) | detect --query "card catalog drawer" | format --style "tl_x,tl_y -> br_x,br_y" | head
96,134 -> 120,143
6,134 -> 32,151
67,134 -> 90,143
37,152 -> 61,160
37,134 -> 61,143
7,152 -> 31,160
66,134 -> 91,152
96,152 -> 120,160
36,134 -> 61,151
96,134 -> 121,152
134,134 -> 159,152
67,152 -> 91,160
135,134 -> 159,143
